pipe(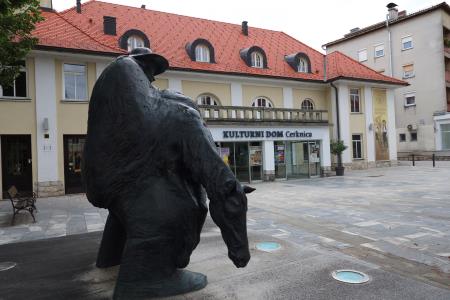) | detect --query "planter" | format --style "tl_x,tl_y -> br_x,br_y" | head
335,166 -> 345,176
